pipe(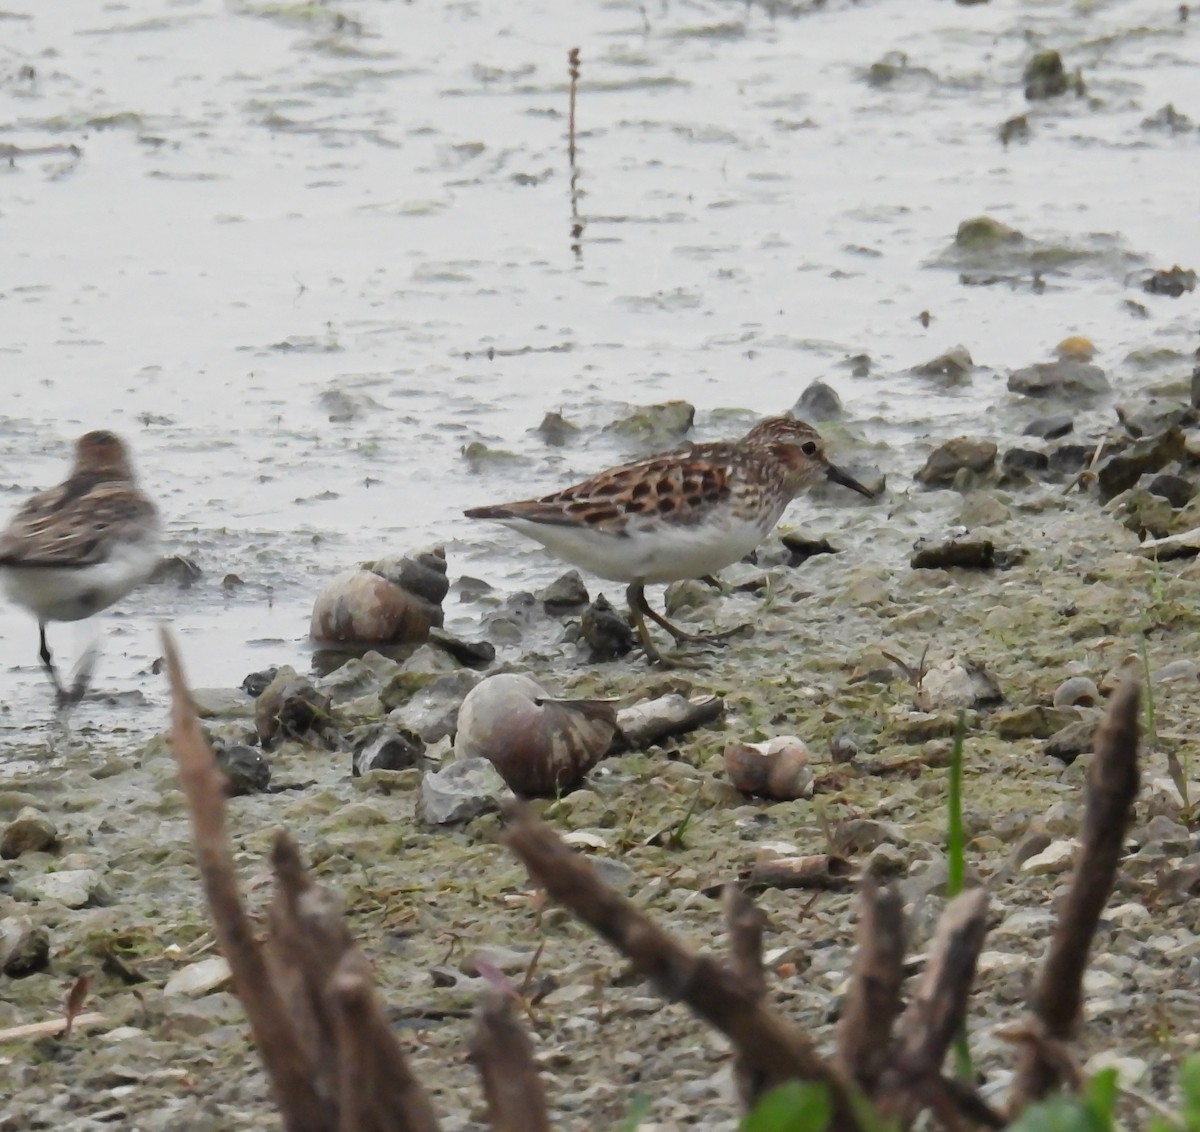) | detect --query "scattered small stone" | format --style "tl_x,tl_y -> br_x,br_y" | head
1021,839 -> 1077,874
1096,427 -> 1186,502
1153,658 -> 1198,684
1022,413 -> 1074,440
241,667 -> 278,698
417,758 -> 512,825
164,957 -> 233,997
538,570 -> 590,613
1007,361 -> 1110,399
151,554 -> 203,587
254,669 -> 333,750
999,114 -> 1030,146
1147,473 -> 1195,509
1000,448 -> 1050,482
1142,266 -> 1196,297
917,656 -> 1003,711
581,593 -> 635,660
1052,676 -> 1101,709
605,400 -> 695,445
793,380 -> 843,421
214,744 -> 272,796
992,705 -> 1079,740
1045,719 -> 1096,764
1023,50 -> 1071,100
352,725 -> 425,777
911,345 -> 974,383
0,807 -> 58,859
0,915 -> 49,978
1142,103 -> 1193,133
1010,830 -> 1052,868
535,411 -> 580,446
779,533 -> 837,566
387,669 -> 483,743
14,868 -> 108,909
1055,336 -> 1096,361
910,531 -> 995,570
426,627 -> 495,669
955,216 -> 1024,248
914,437 -> 997,486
